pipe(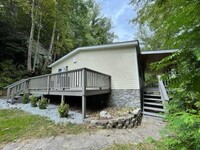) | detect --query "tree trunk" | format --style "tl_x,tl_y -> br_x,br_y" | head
43,21 -> 56,70
33,14 -> 42,72
27,0 -> 35,71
